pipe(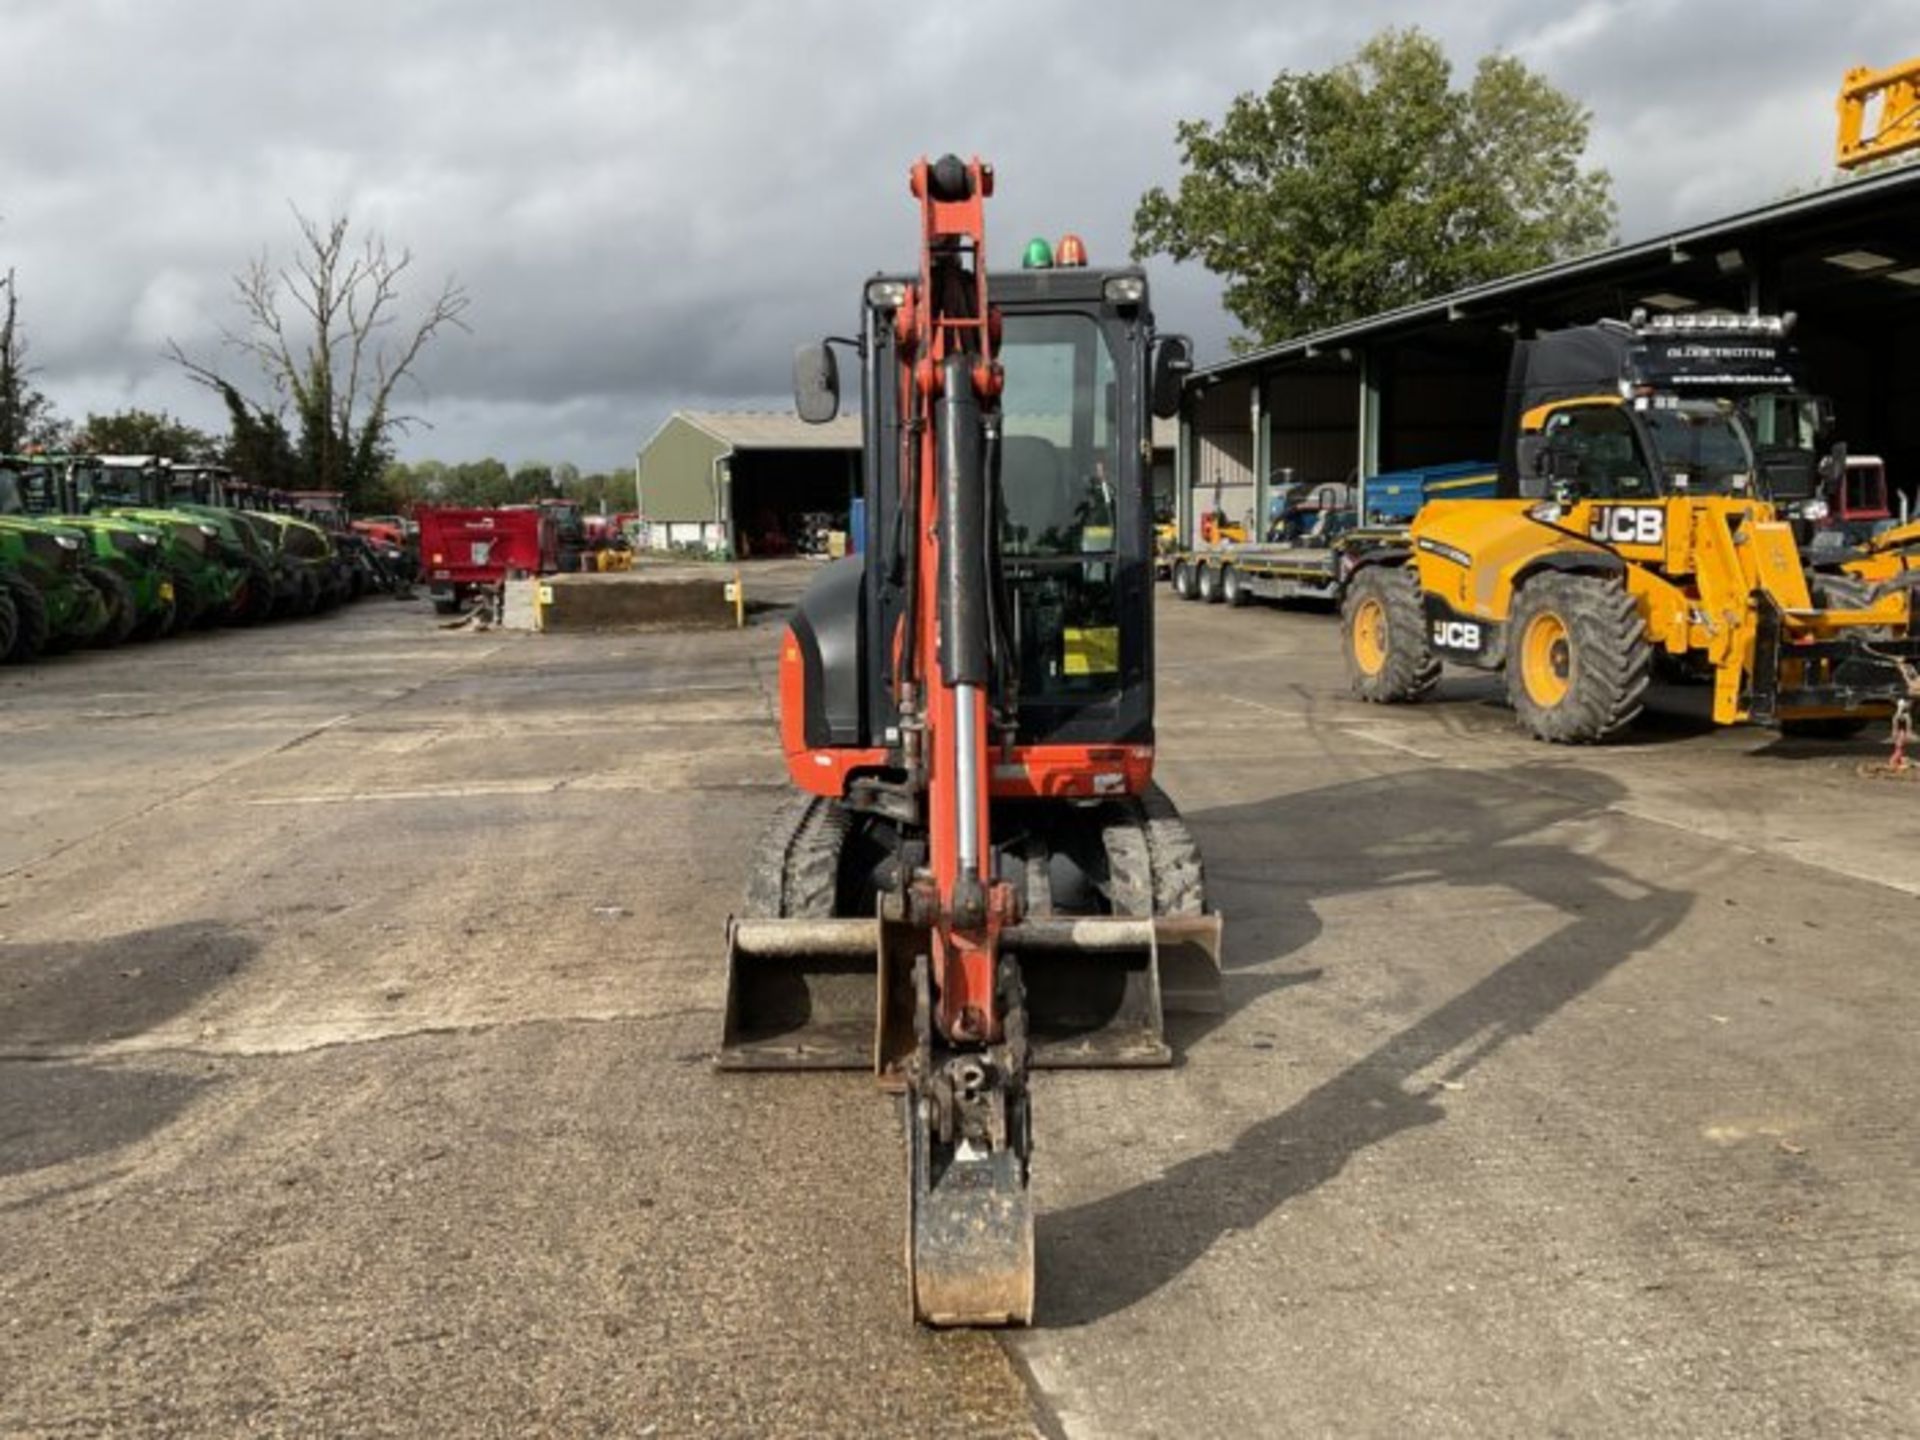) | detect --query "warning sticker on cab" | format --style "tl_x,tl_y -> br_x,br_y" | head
1063,627 -> 1120,675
